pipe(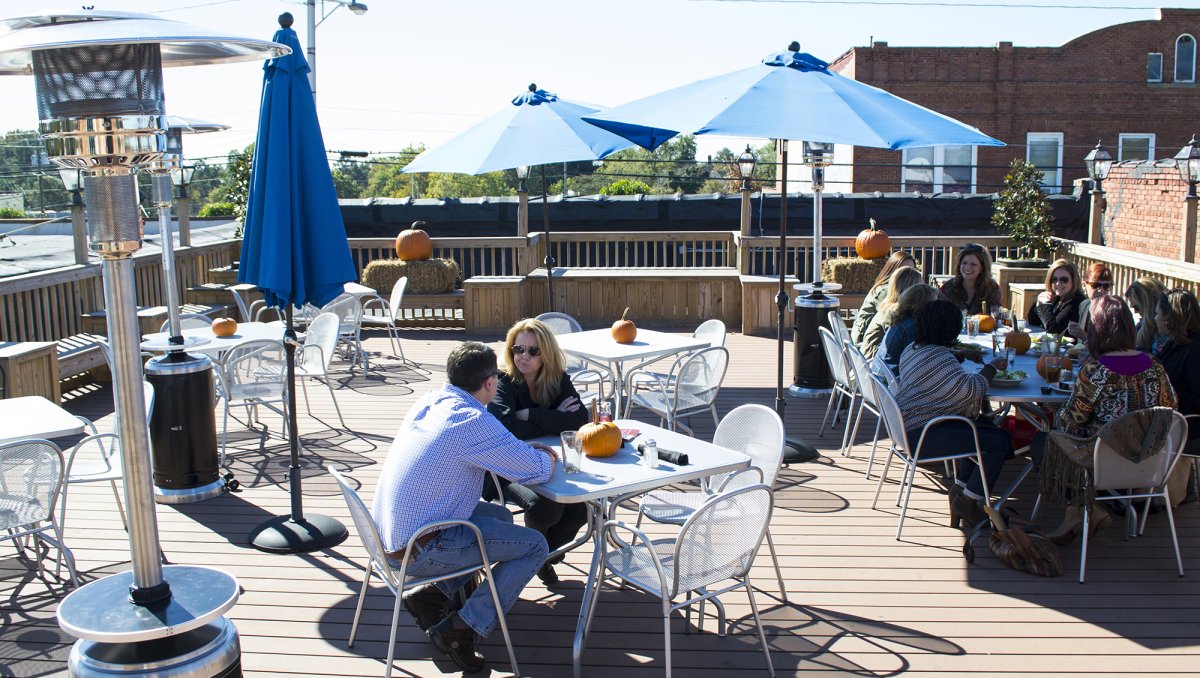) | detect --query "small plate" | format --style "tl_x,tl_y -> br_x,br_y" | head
1048,383 -> 1074,394
991,377 -> 1027,387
